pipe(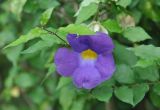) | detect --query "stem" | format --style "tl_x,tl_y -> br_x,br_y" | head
38,26 -> 70,46
21,89 -> 35,110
